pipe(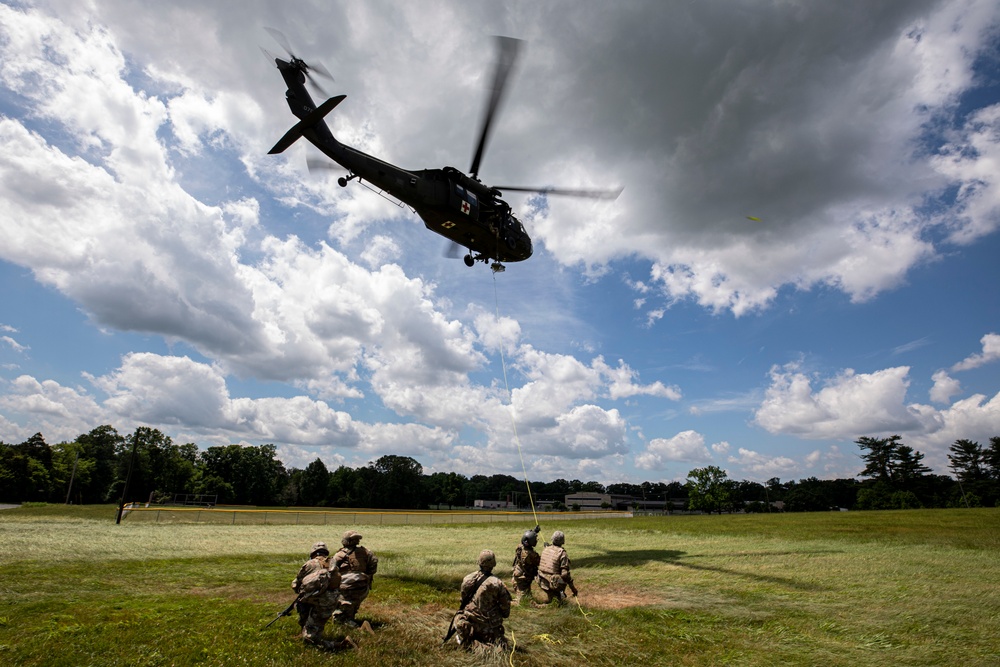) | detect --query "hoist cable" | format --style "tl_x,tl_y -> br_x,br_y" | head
492,270 -> 539,529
